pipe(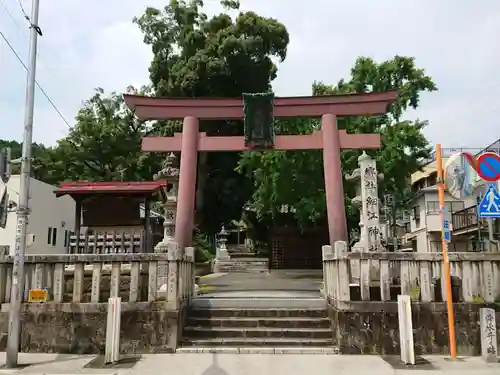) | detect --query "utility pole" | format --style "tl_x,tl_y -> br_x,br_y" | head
6,0 -> 41,368
0,148 -> 12,229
